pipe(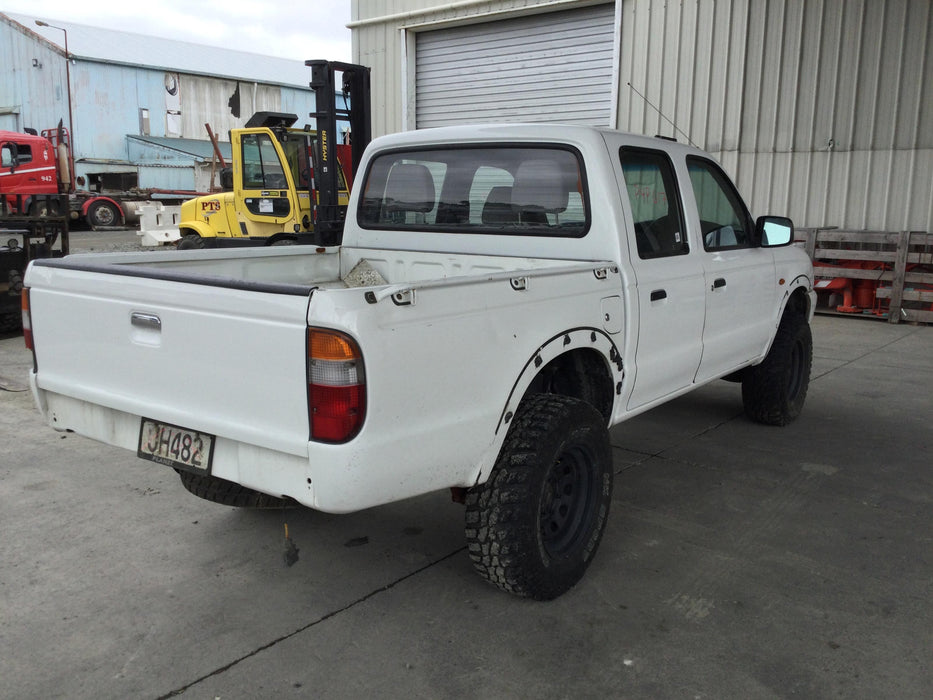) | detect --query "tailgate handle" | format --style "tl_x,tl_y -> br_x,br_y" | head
131,312 -> 162,331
